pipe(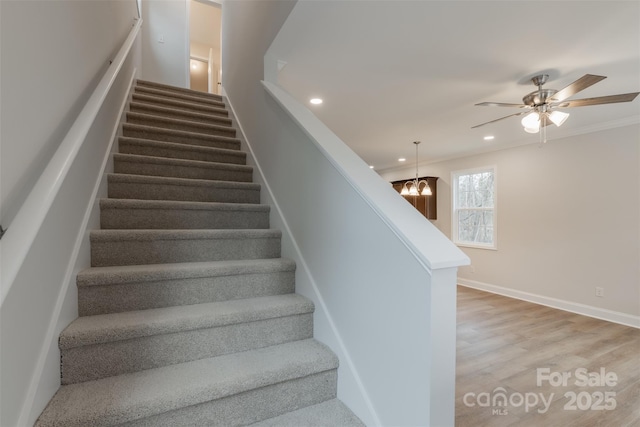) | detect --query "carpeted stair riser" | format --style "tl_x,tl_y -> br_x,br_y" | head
61,295 -> 314,384
123,123 -> 240,150
122,371 -> 337,427
100,199 -> 270,230
77,259 -> 296,316
113,153 -> 252,182
126,112 -> 236,138
118,137 -> 246,164
90,229 -> 282,267
129,101 -> 232,126
35,340 -> 338,427
62,314 -> 313,384
107,174 -> 261,204
131,93 -> 229,117
248,399 -> 365,427
134,85 -> 226,109
136,79 -> 224,102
